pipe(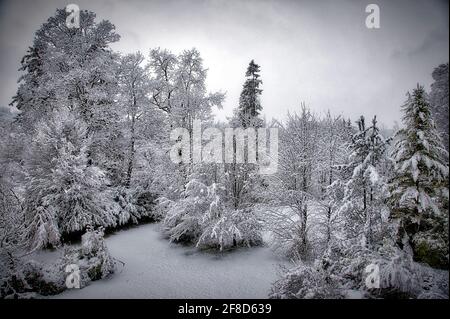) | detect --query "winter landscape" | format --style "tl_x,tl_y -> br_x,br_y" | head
0,0 -> 448,299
